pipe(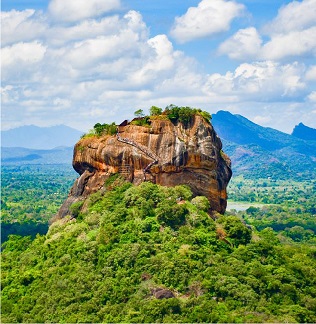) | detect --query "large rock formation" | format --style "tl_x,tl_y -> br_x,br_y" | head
57,115 -> 231,219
